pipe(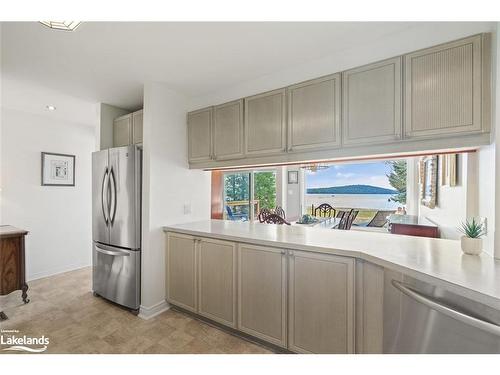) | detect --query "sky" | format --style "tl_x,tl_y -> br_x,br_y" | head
305,161 -> 393,189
